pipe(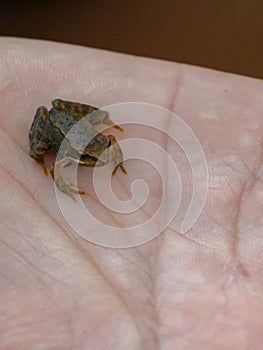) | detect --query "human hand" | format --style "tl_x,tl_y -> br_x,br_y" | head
1,37 -> 263,349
